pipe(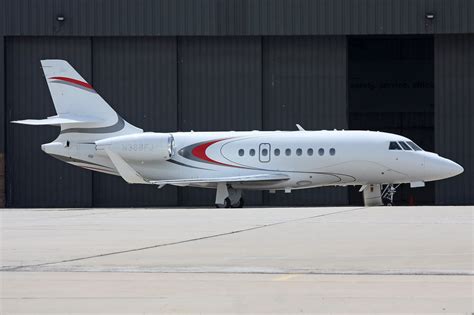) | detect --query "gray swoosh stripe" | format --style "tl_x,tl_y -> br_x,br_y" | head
167,159 -> 211,170
60,115 -> 125,134
49,153 -> 114,170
